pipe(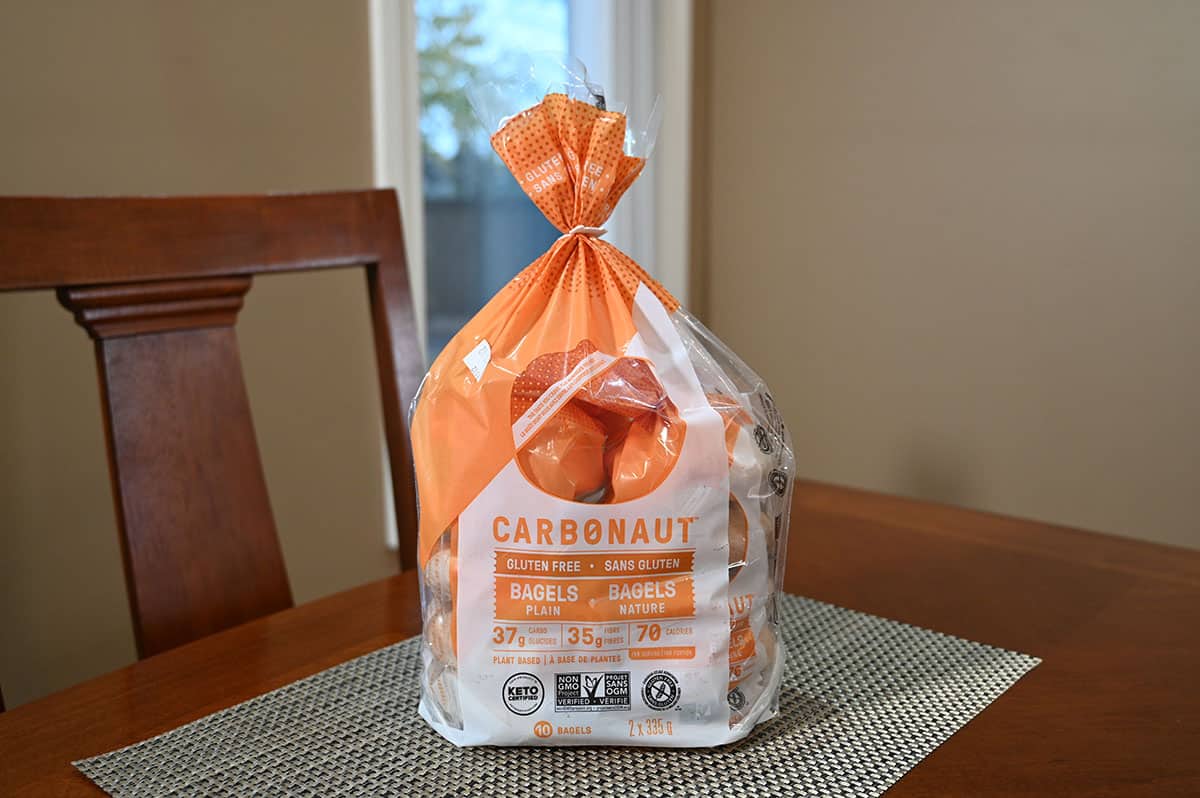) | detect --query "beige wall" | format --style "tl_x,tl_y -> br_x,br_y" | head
0,0 -> 398,707
699,0 -> 1200,549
